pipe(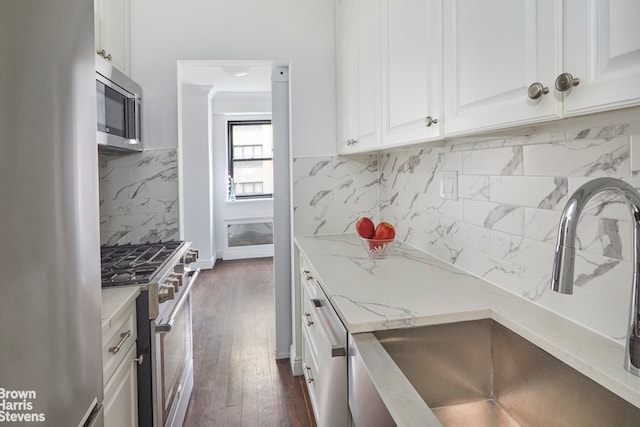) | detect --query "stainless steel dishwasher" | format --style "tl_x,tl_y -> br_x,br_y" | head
300,257 -> 349,427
